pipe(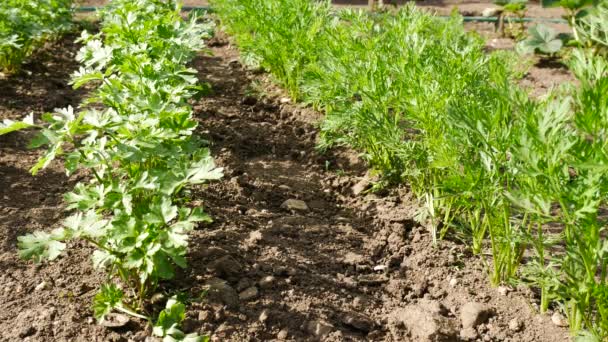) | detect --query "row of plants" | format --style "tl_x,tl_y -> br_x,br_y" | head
211,0 -> 608,339
0,0 -> 74,73
1,0 -> 221,340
